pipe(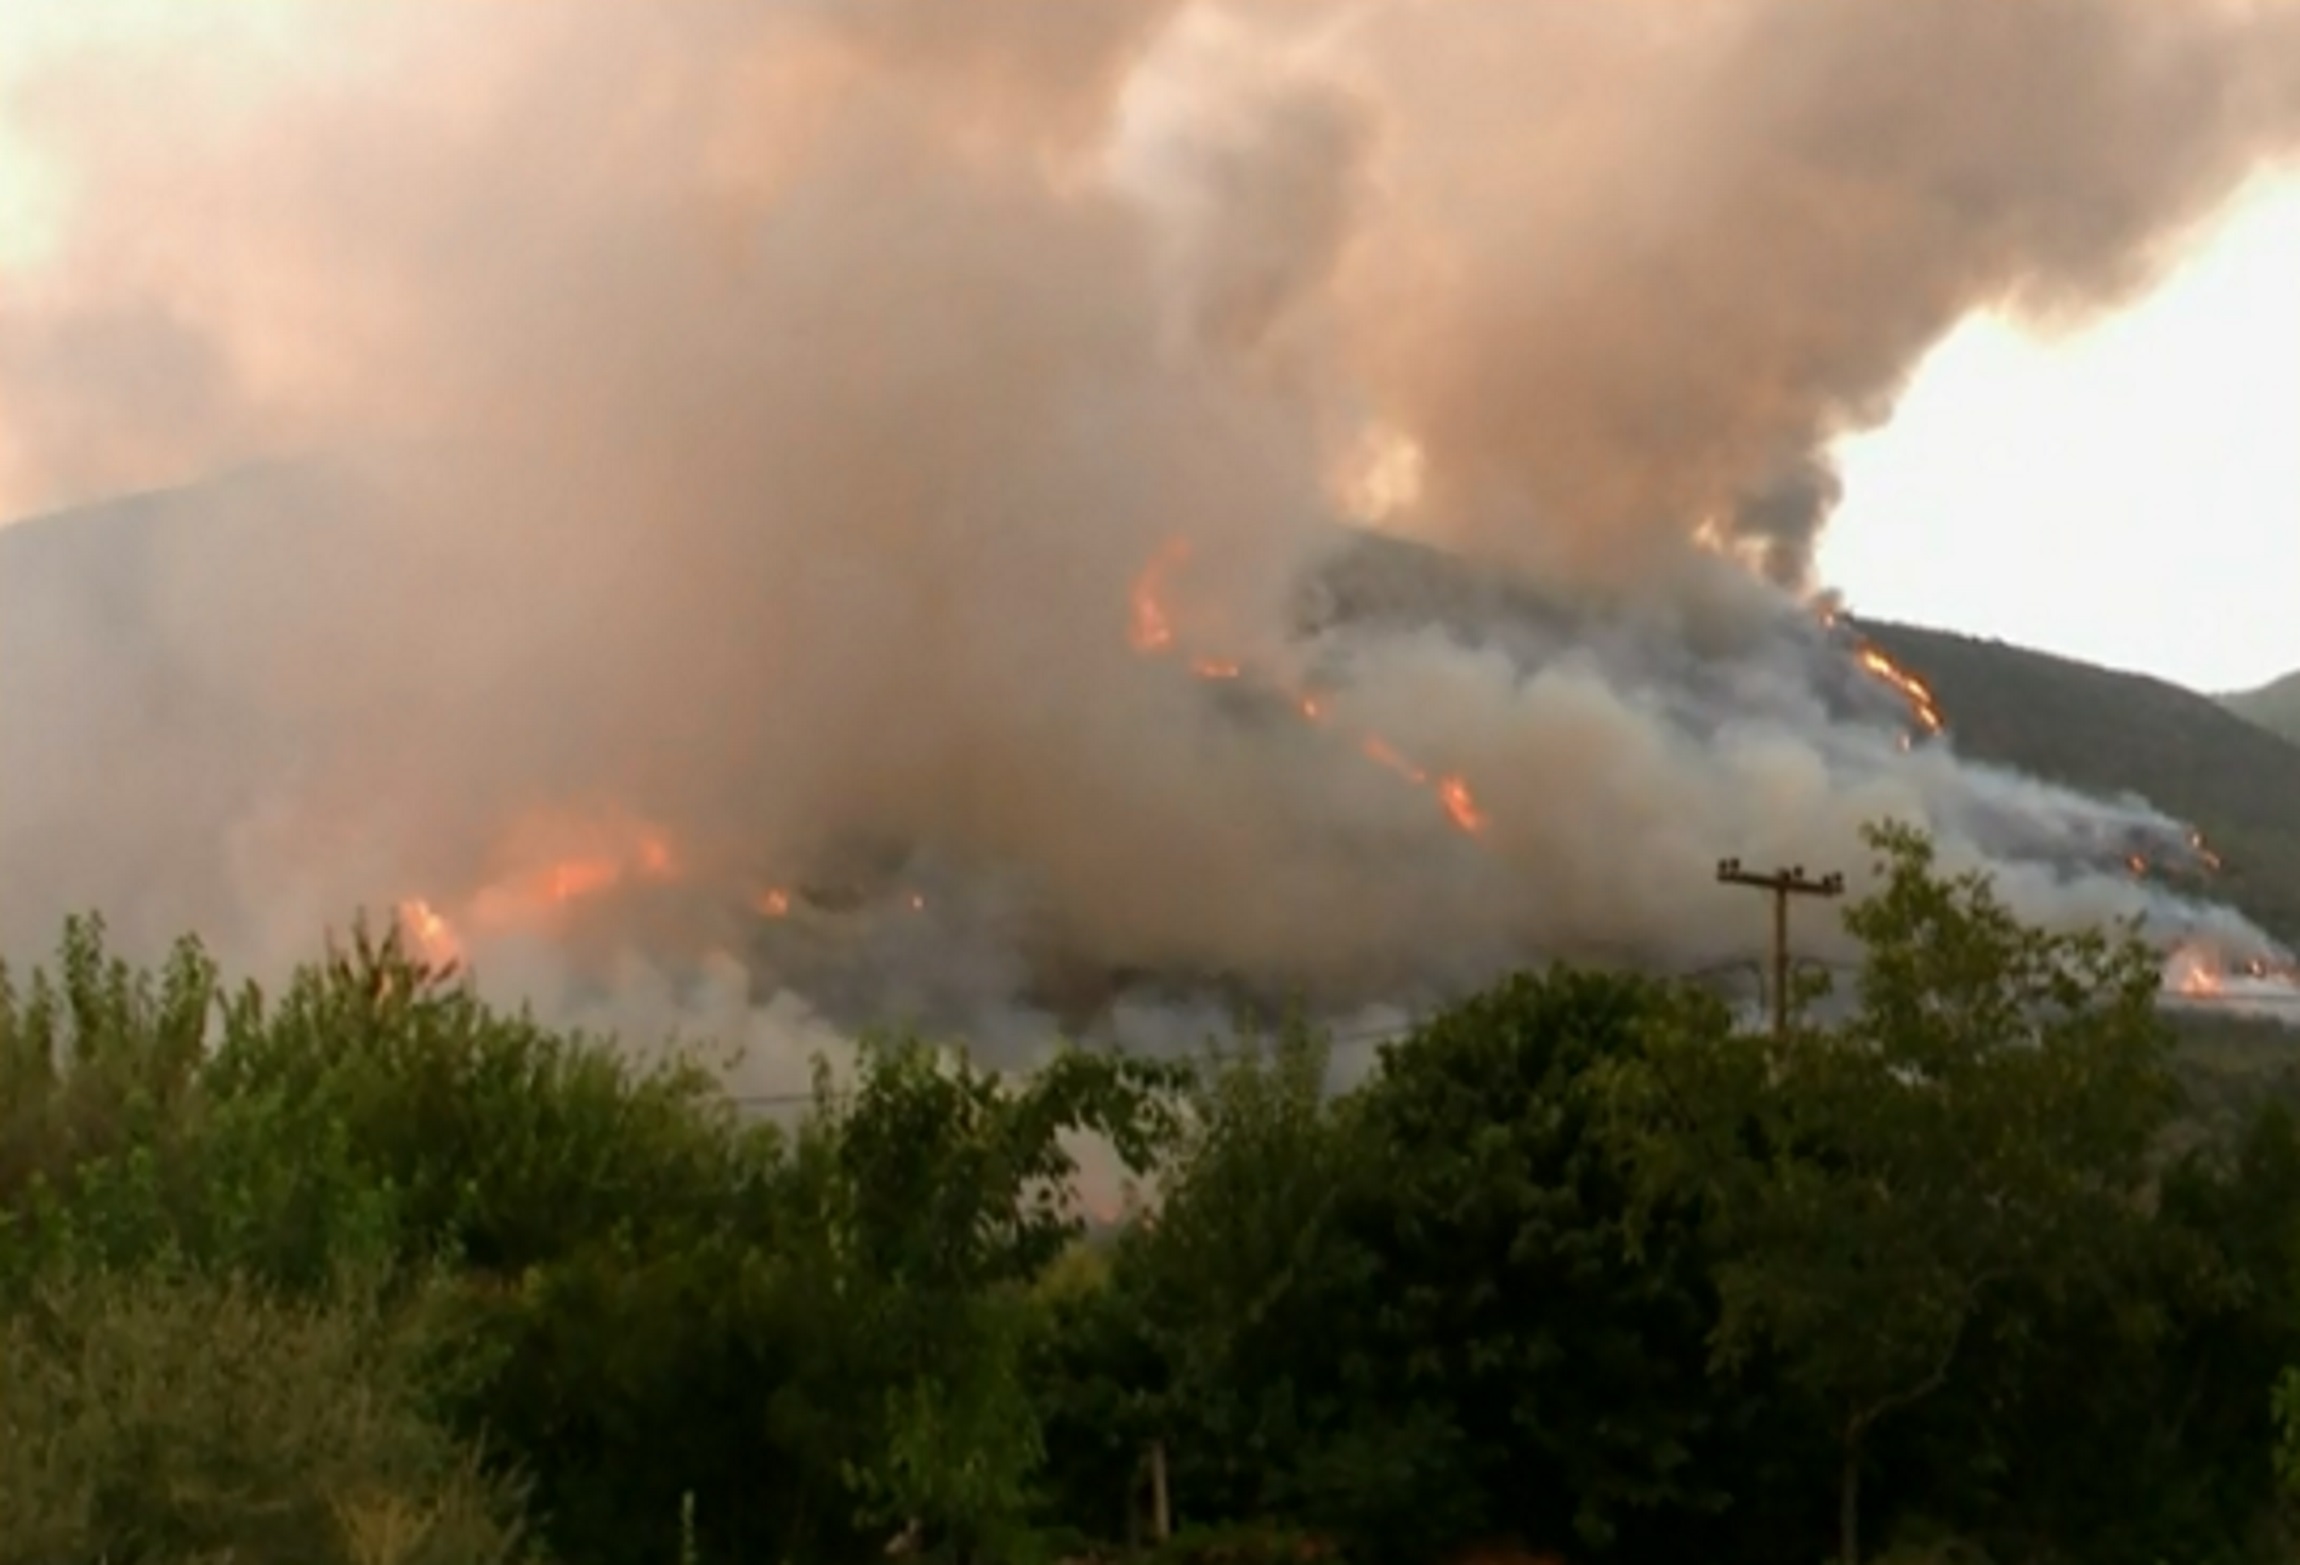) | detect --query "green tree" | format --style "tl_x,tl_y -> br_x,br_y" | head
1341,970 -> 1744,1558
1609,822 -> 2180,1564
0,914 -> 399,1294
1951,1093 -> 2300,1564
1100,987 -> 1763,1562
1099,1022 -> 1388,1547
786,1035 -> 1183,1564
